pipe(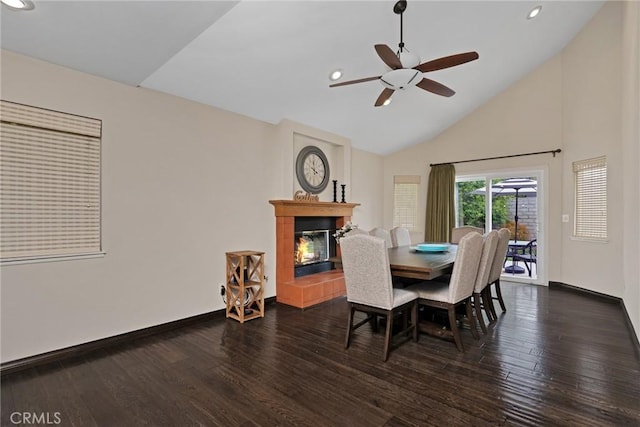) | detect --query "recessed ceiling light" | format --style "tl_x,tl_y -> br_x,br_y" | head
1,0 -> 34,10
382,98 -> 391,106
527,5 -> 542,20
329,69 -> 343,81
